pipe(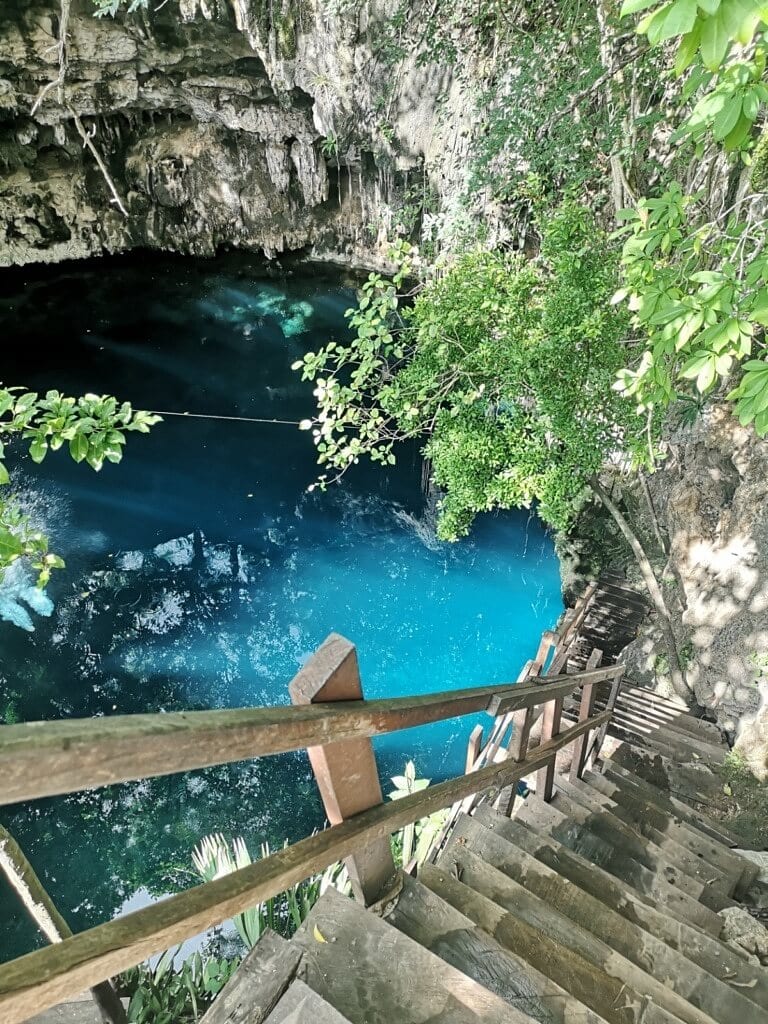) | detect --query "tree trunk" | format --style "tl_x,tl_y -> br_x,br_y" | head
595,0 -> 636,219
0,825 -> 127,1024
590,478 -> 691,700
639,471 -> 669,556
